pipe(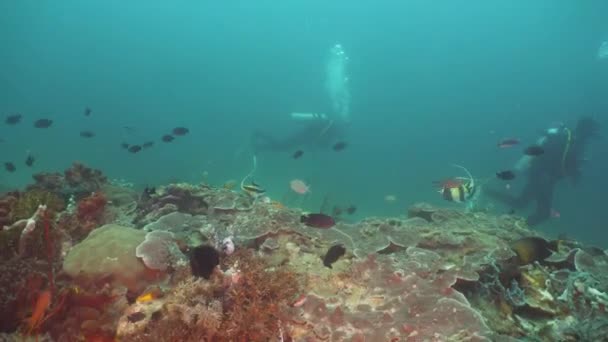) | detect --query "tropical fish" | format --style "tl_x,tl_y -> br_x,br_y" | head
438,165 -> 476,203
80,130 -> 95,138
301,213 -> 335,229
34,118 -> 53,128
241,181 -> 265,196
172,127 -> 189,136
332,141 -> 348,151
524,145 -> 544,156
5,113 -> 22,125
84,107 -> 92,116
290,179 -> 310,194
4,162 -> 16,172
26,290 -> 52,334
25,153 -> 35,167
323,244 -> 346,268
128,145 -> 142,153
497,138 -> 520,148
136,288 -> 162,304
292,150 -> 304,159
345,205 -> 357,215
142,141 -> 155,149
161,134 -> 174,143
511,237 -> 556,265
496,170 -> 516,180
